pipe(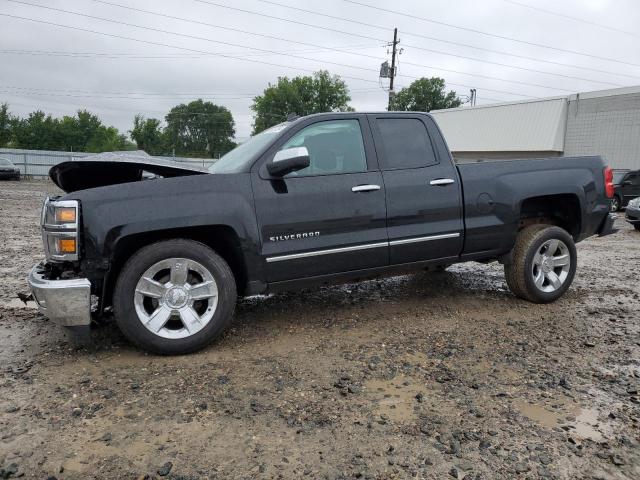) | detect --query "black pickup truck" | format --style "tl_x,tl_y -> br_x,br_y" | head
28,112 -> 617,354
